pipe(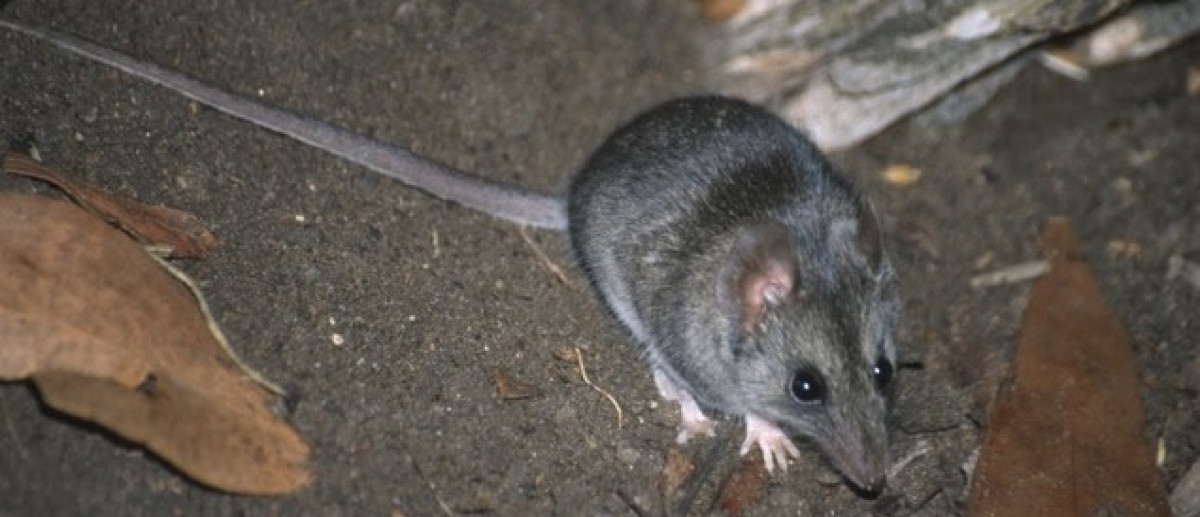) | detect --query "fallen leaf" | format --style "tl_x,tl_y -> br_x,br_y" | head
656,448 -> 694,499
715,450 -> 767,516
966,217 -> 1169,516
490,367 -> 539,400
3,153 -> 220,258
35,371 -> 305,494
0,194 -> 308,494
